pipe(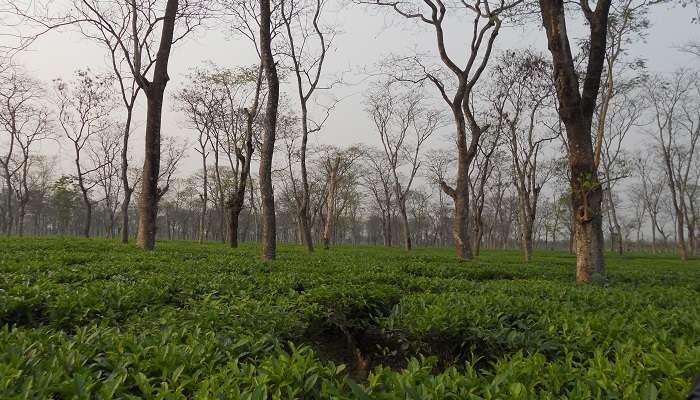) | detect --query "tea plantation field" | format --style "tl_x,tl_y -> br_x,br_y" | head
1,237 -> 699,399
